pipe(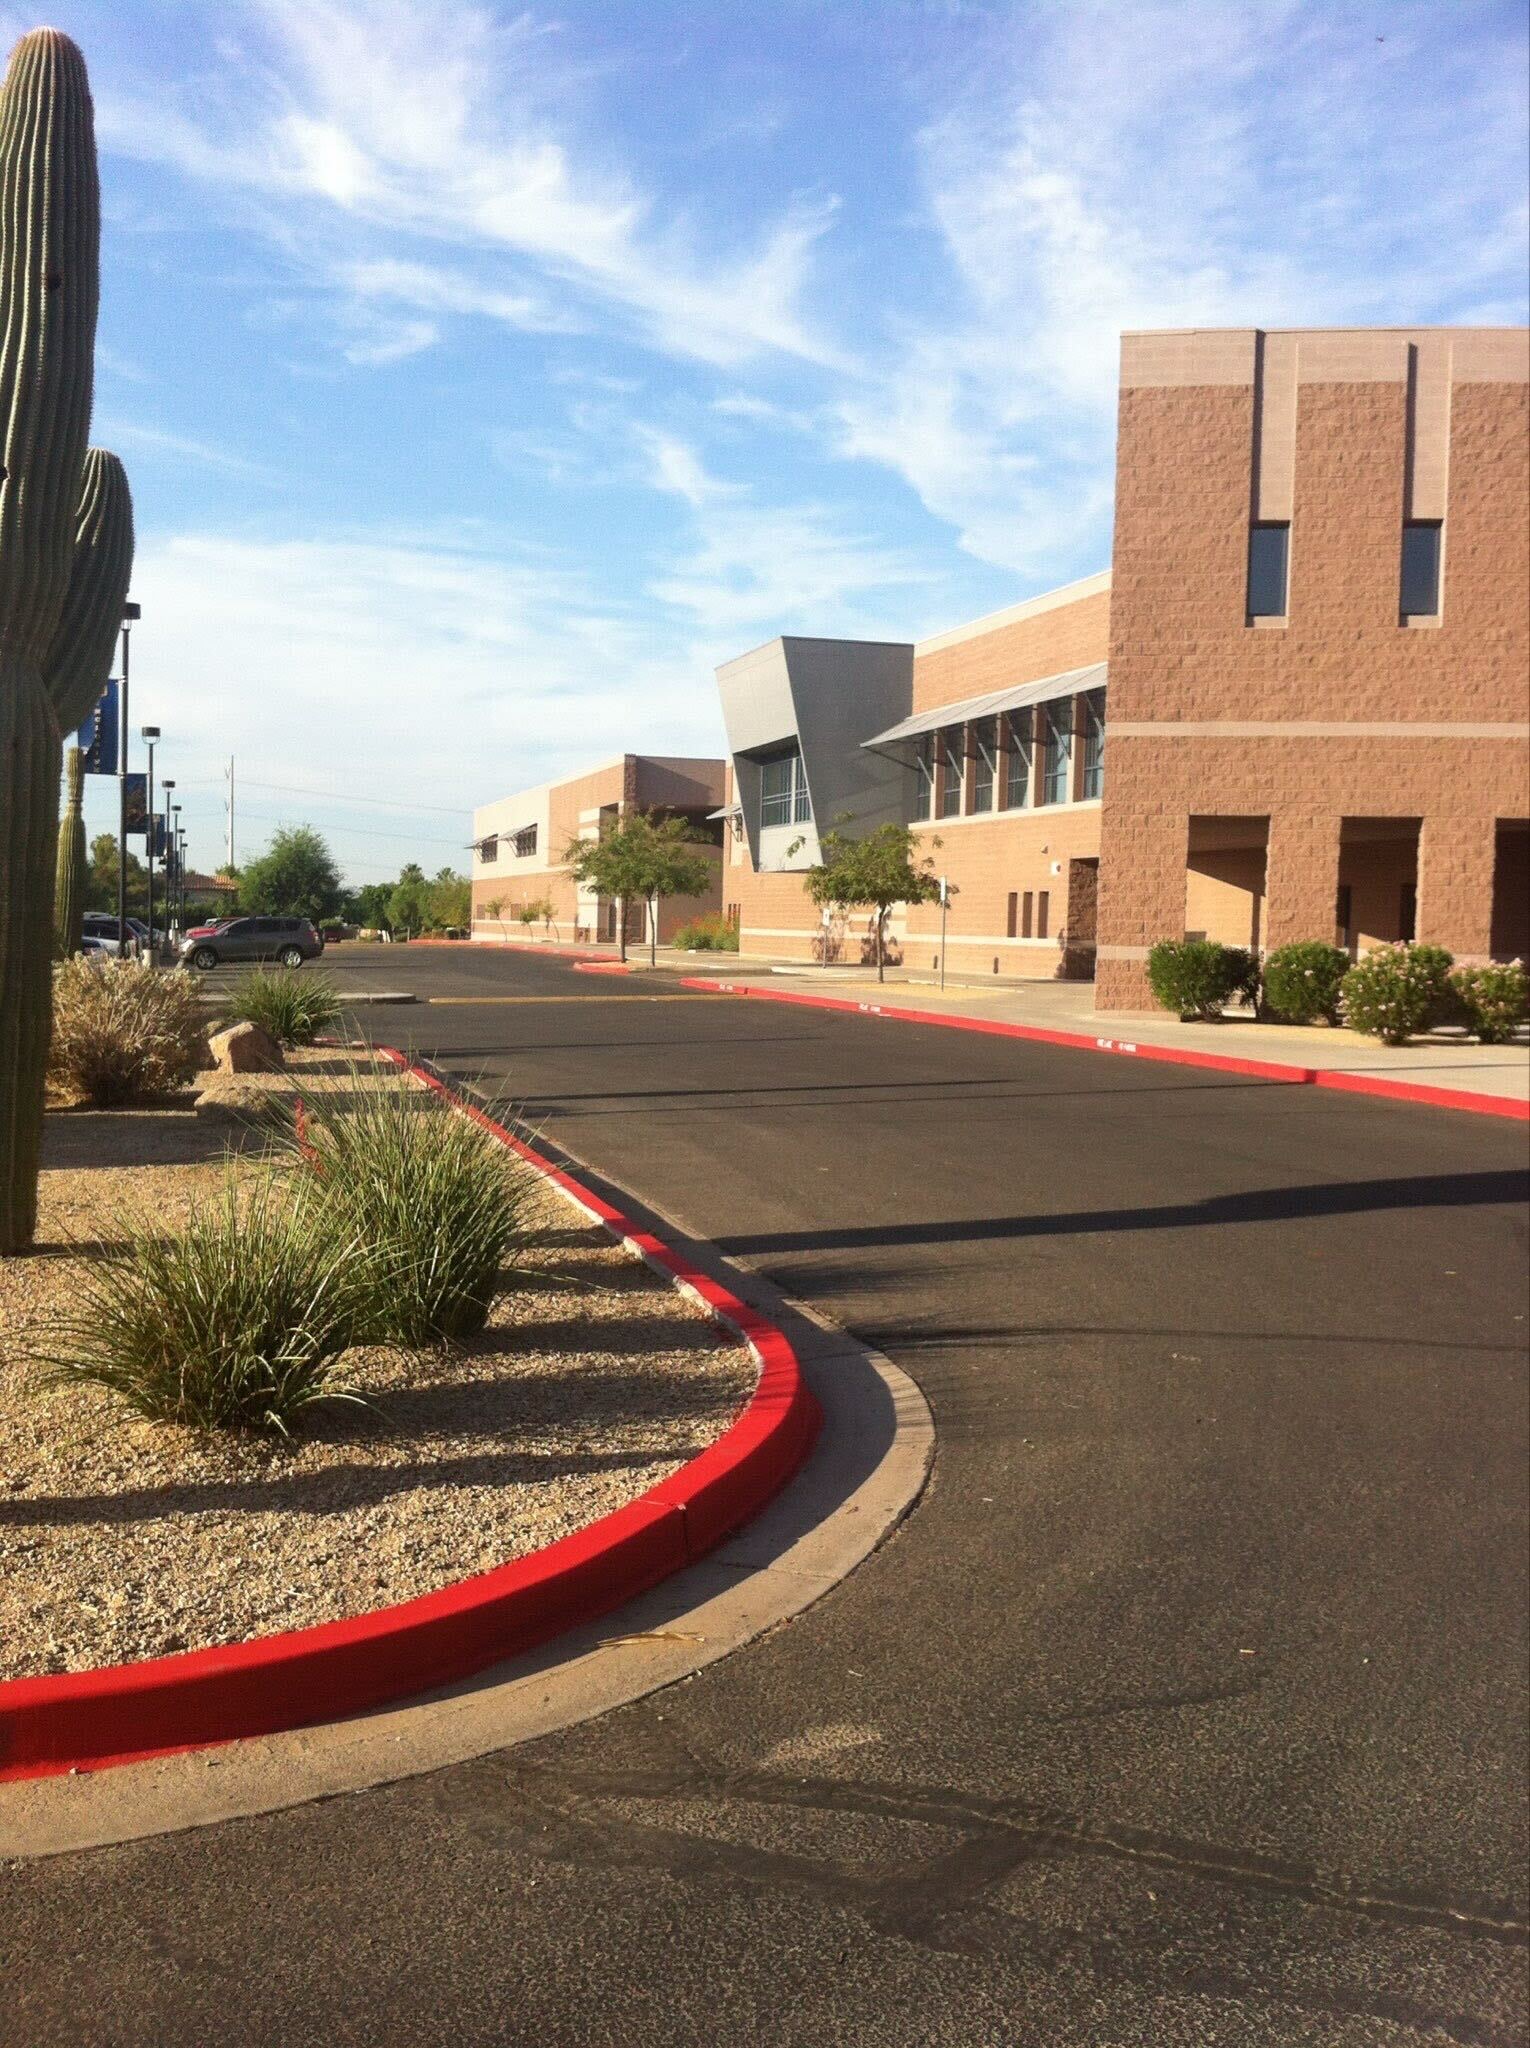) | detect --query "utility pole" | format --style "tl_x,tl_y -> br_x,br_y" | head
115,602 -> 139,952
224,755 -> 235,873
